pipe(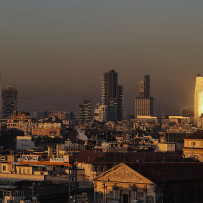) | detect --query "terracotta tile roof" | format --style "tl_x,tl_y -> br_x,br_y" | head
77,151 -> 196,163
